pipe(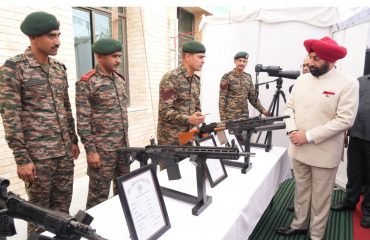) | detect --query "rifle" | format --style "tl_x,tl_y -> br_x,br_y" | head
178,115 -> 289,145
226,115 -> 289,135
119,143 -> 252,216
0,178 -> 106,240
120,144 -> 252,180
178,123 -> 226,145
